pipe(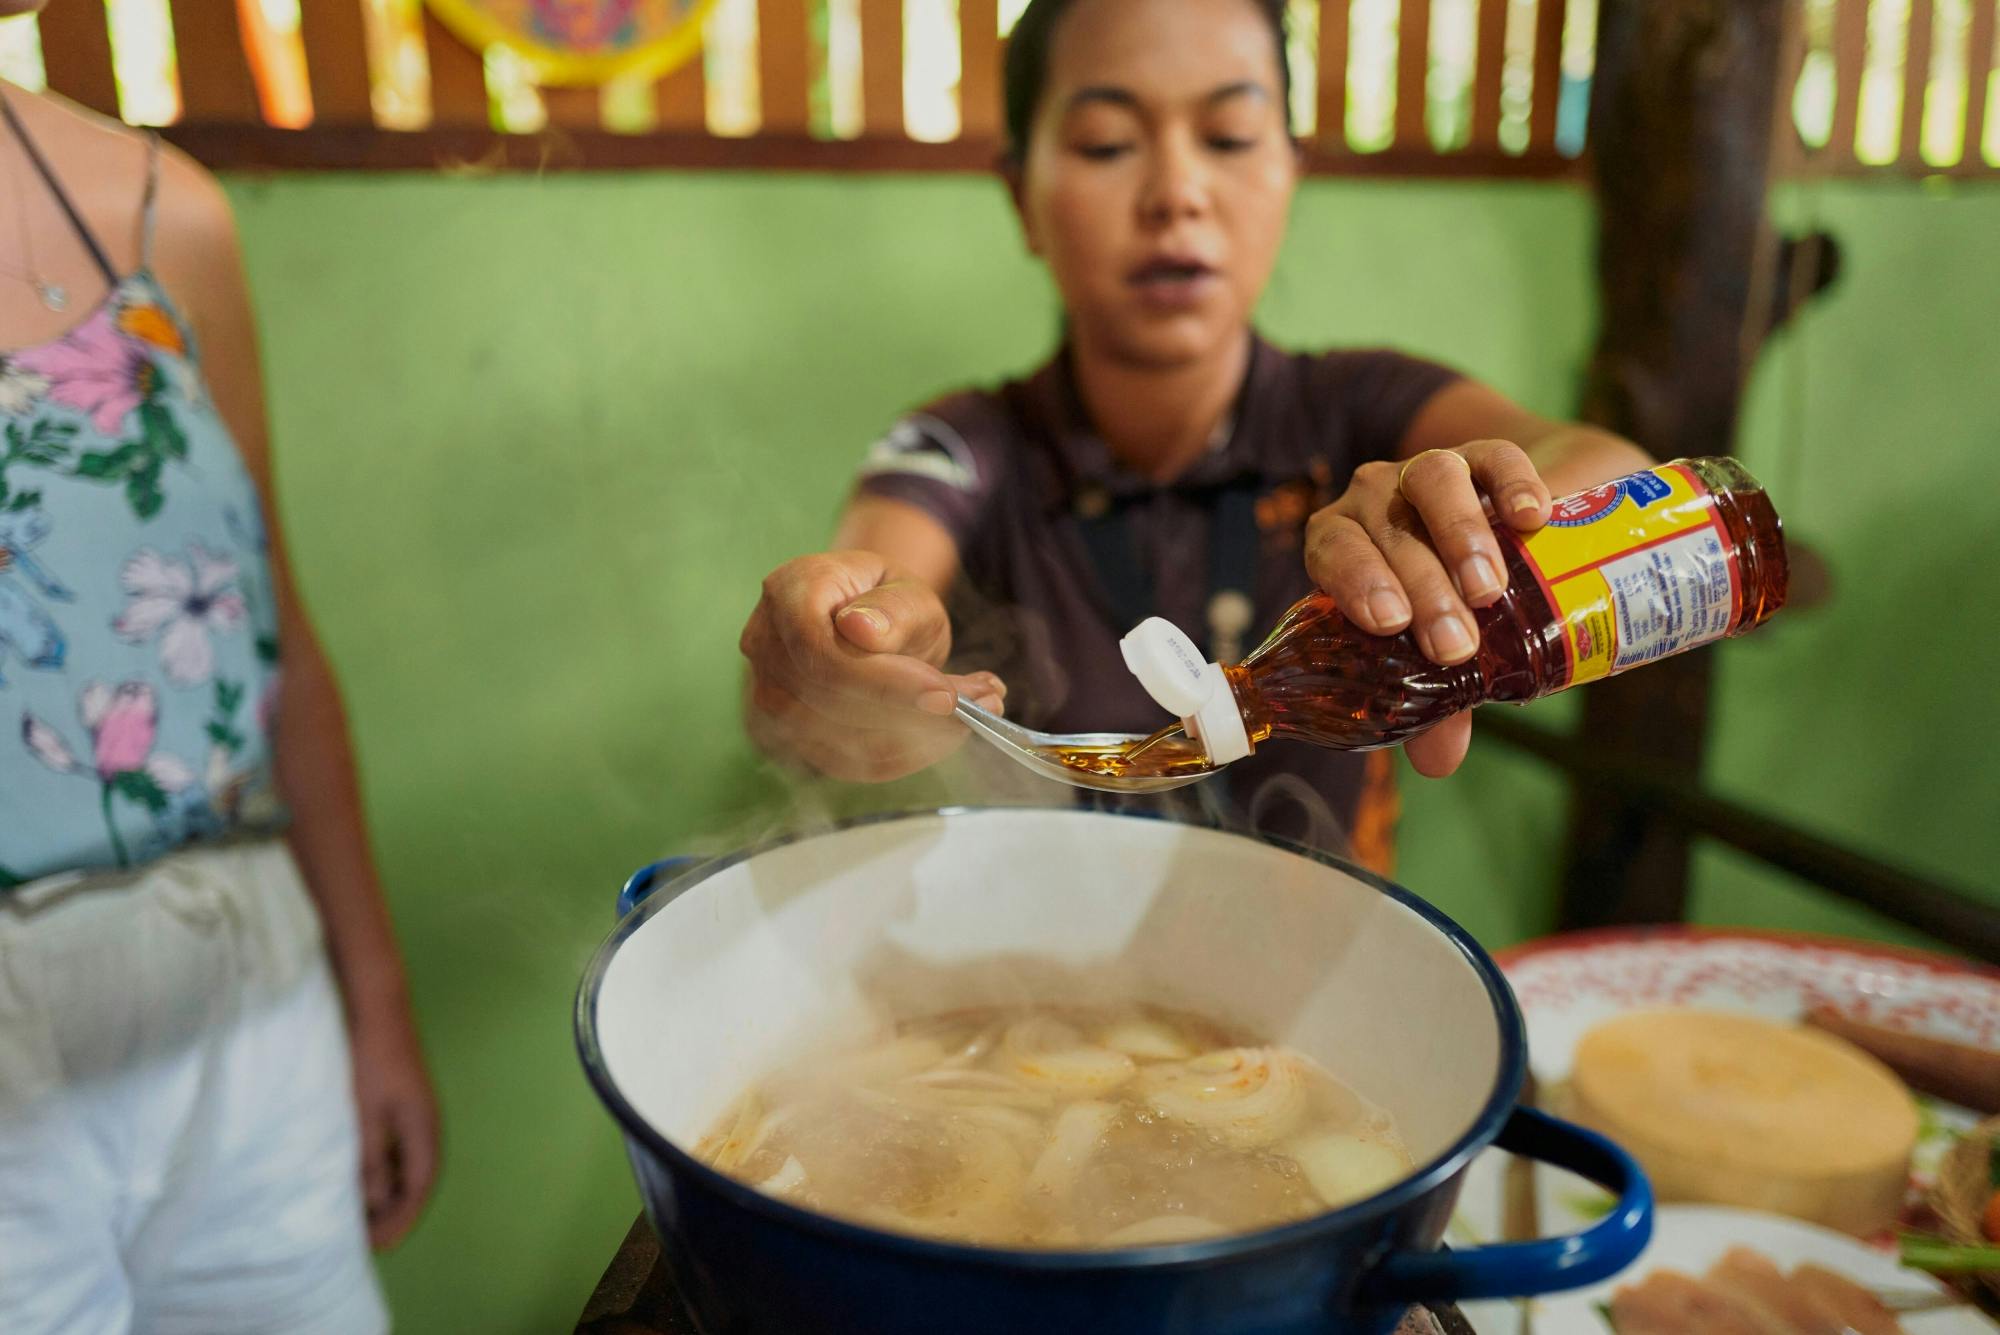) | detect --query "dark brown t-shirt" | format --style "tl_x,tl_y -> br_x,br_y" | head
854,334 -> 1459,867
